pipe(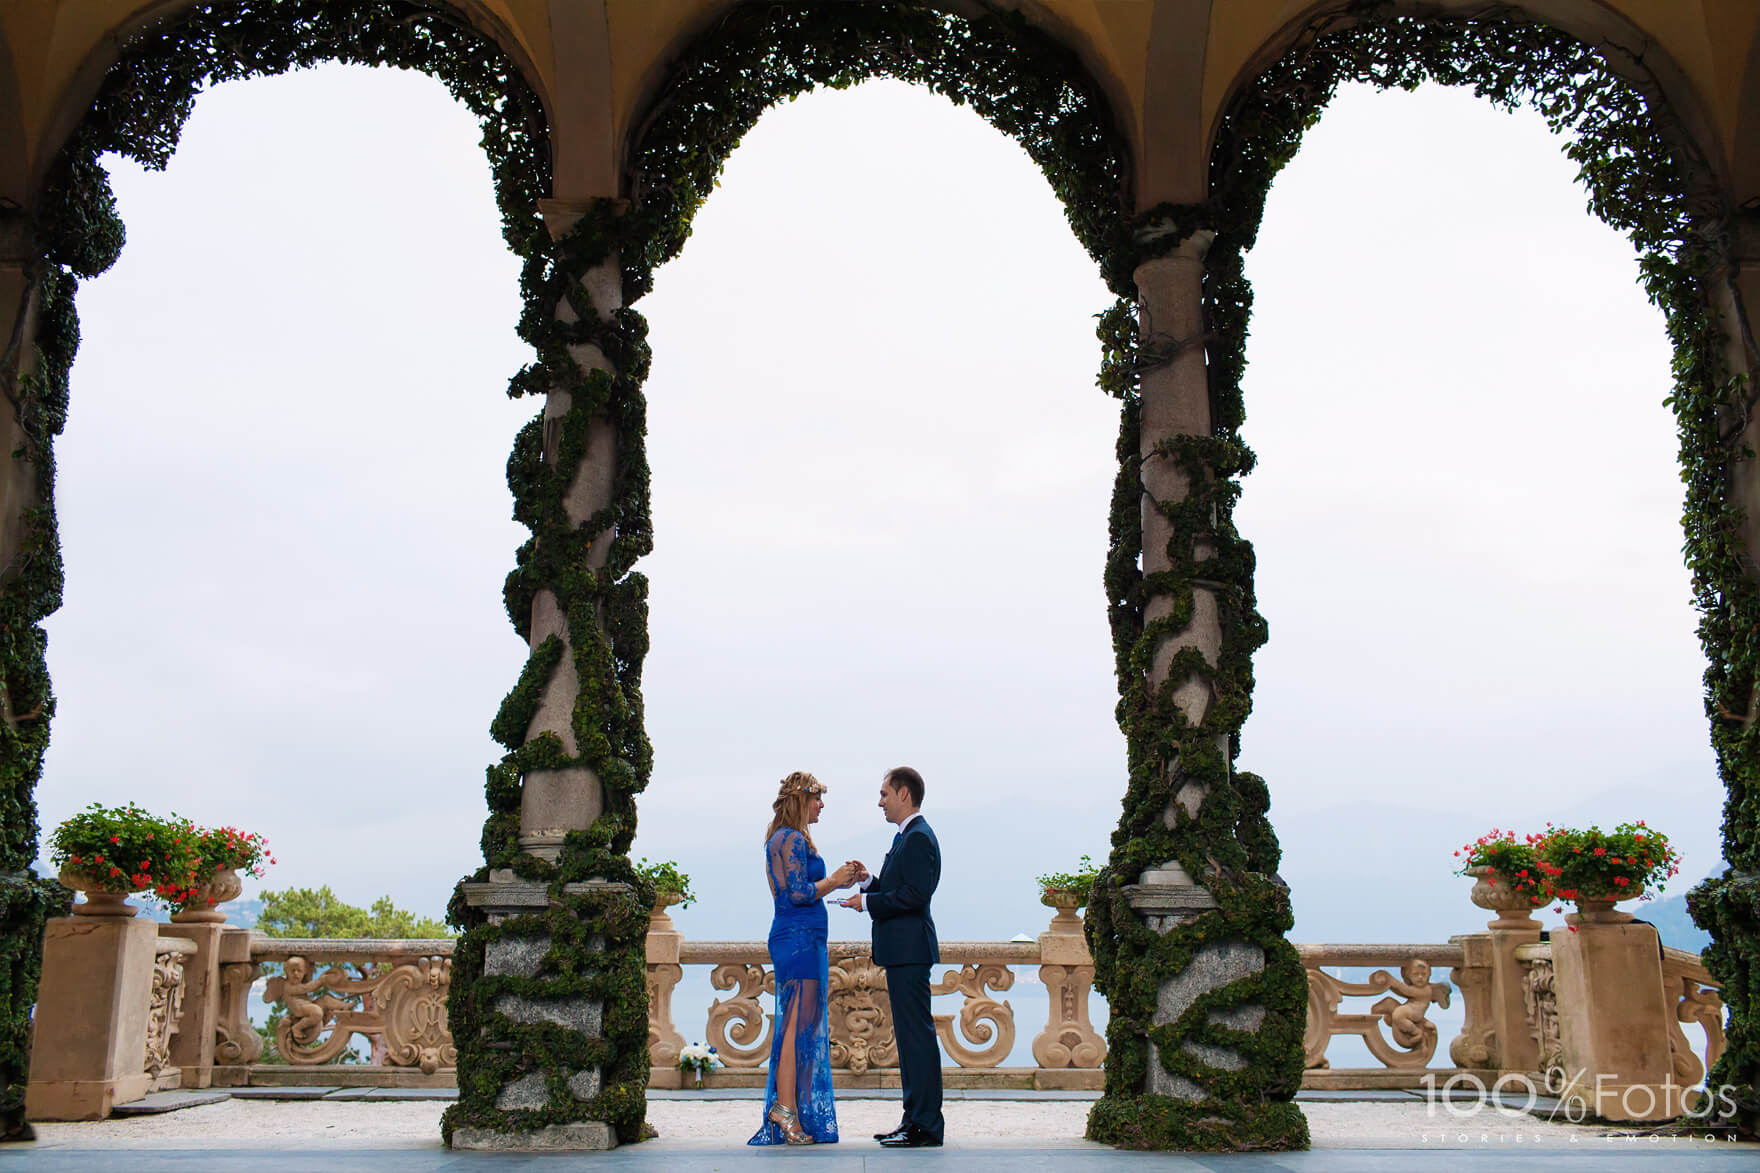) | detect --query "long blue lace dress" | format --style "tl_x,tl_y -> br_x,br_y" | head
748,827 -> 838,1145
